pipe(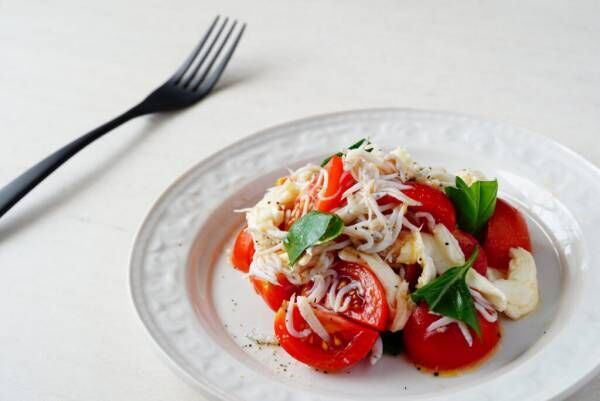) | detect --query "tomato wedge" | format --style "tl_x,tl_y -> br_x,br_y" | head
316,155 -> 356,212
483,198 -> 532,271
252,274 -> 297,312
274,301 -> 379,371
453,229 -> 488,276
231,227 -> 254,273
380,182 -> 456,230
403,304 -> 500,372
303,261 -> 389,331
